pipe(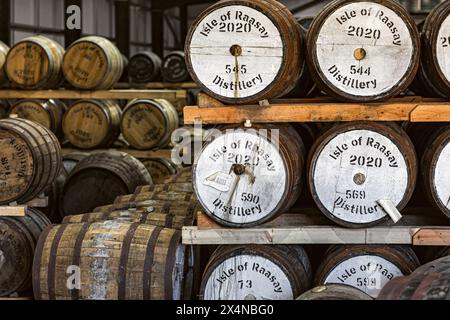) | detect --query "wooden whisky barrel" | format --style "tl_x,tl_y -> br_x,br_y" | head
140,158 -> 178,184
306,0 -> 420,102
165,167 -> 193,183
114,191 -> 196,205
162,51 -> 189,83
32,221 -> 194,300
63,36 -> 124,89
62,152 -> 89,174
62,99 -> 122,149
128,51 -> 162,83
297,284 -> 373,300
308,122 -> 418,228
378,255 -> 450,300
315,245 -> 420,299
0,100 -> 10,119
421,125 -> 450,220
200,245 -> 311,300
121,99 -> 179,150
194,124 -> 305,227
61,151 -> 152,216
135,182 -> 193,194
419,1 -> 450,98
0,41 -> 10,86
6,35 -> 64,89
185,0 -> 303,104
0,208 -> 51,297
93,199 -> 199,214
0,118 -> 61,205
9,99 -> 67,138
